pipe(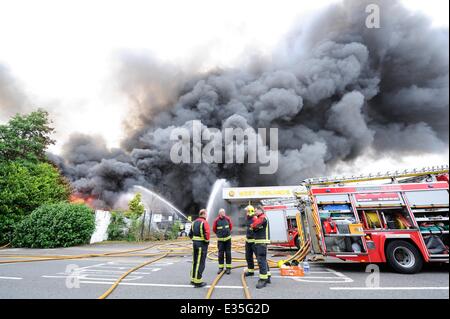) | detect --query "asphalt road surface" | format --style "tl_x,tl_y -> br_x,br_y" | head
0,242 -> 448,299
